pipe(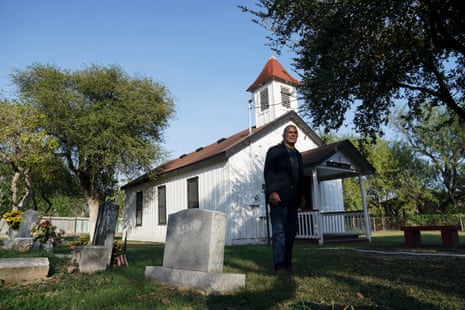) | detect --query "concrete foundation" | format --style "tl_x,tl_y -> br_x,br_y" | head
145,266 -> 246,294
